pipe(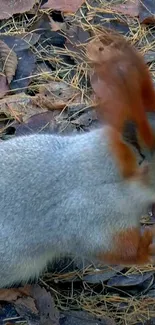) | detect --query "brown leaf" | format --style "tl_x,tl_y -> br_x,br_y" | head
0,0 -> 37,20
0,93 -> 48,122
0,82 -> 87,126
0,40 -> 18,84
32,94 -> 66,111
0,74 -> 9,99
41,0 -> 85,13
0,285 -> 31,302
112,0 -> 140,17
37,81 -> 82,107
